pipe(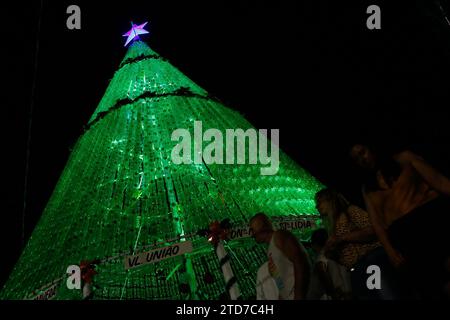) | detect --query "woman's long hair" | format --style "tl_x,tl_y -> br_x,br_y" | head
315,188 -> 351,234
